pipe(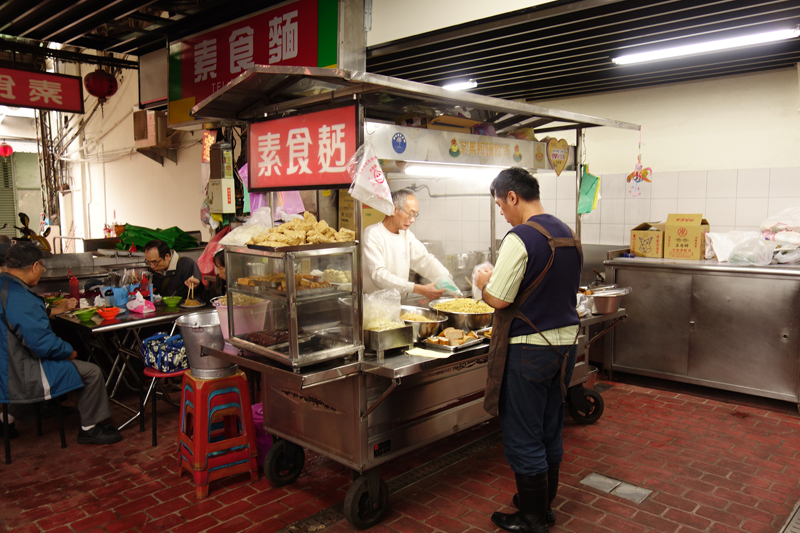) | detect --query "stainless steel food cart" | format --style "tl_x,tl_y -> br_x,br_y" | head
190,65 -> 637,528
